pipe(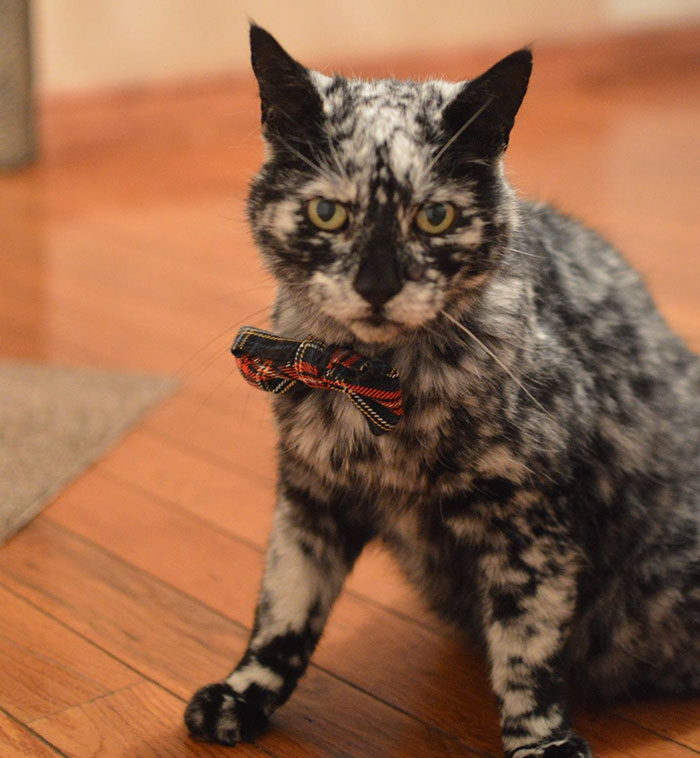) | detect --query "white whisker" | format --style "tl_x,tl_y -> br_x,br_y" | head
440,310 -> 559,428
426,96 -> 494,175
324,135 -> 347,177
176,304 -> 272,384
276,134 -> 335,179
507,246 -> 544,259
